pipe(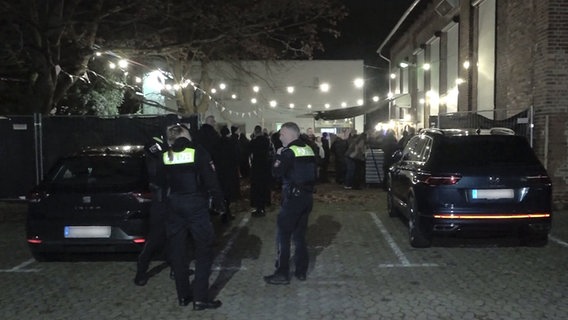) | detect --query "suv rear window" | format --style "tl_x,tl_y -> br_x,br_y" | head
433,135 -> 541,167
47,156 -> 147,191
